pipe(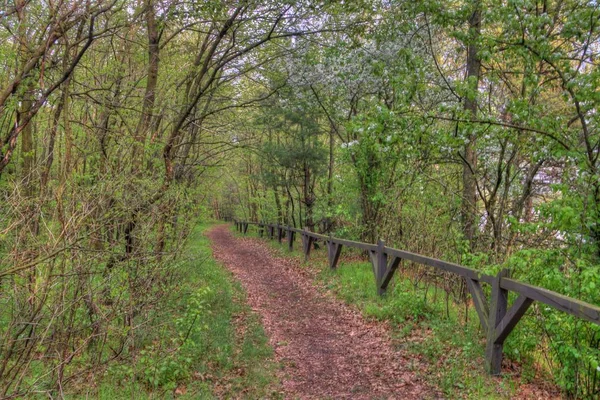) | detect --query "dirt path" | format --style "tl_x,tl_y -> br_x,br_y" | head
207,225 -> 435,399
